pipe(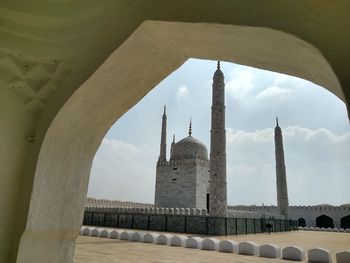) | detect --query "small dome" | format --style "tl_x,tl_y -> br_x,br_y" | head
214,68 -> 224,80
171,136 -> 208,160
